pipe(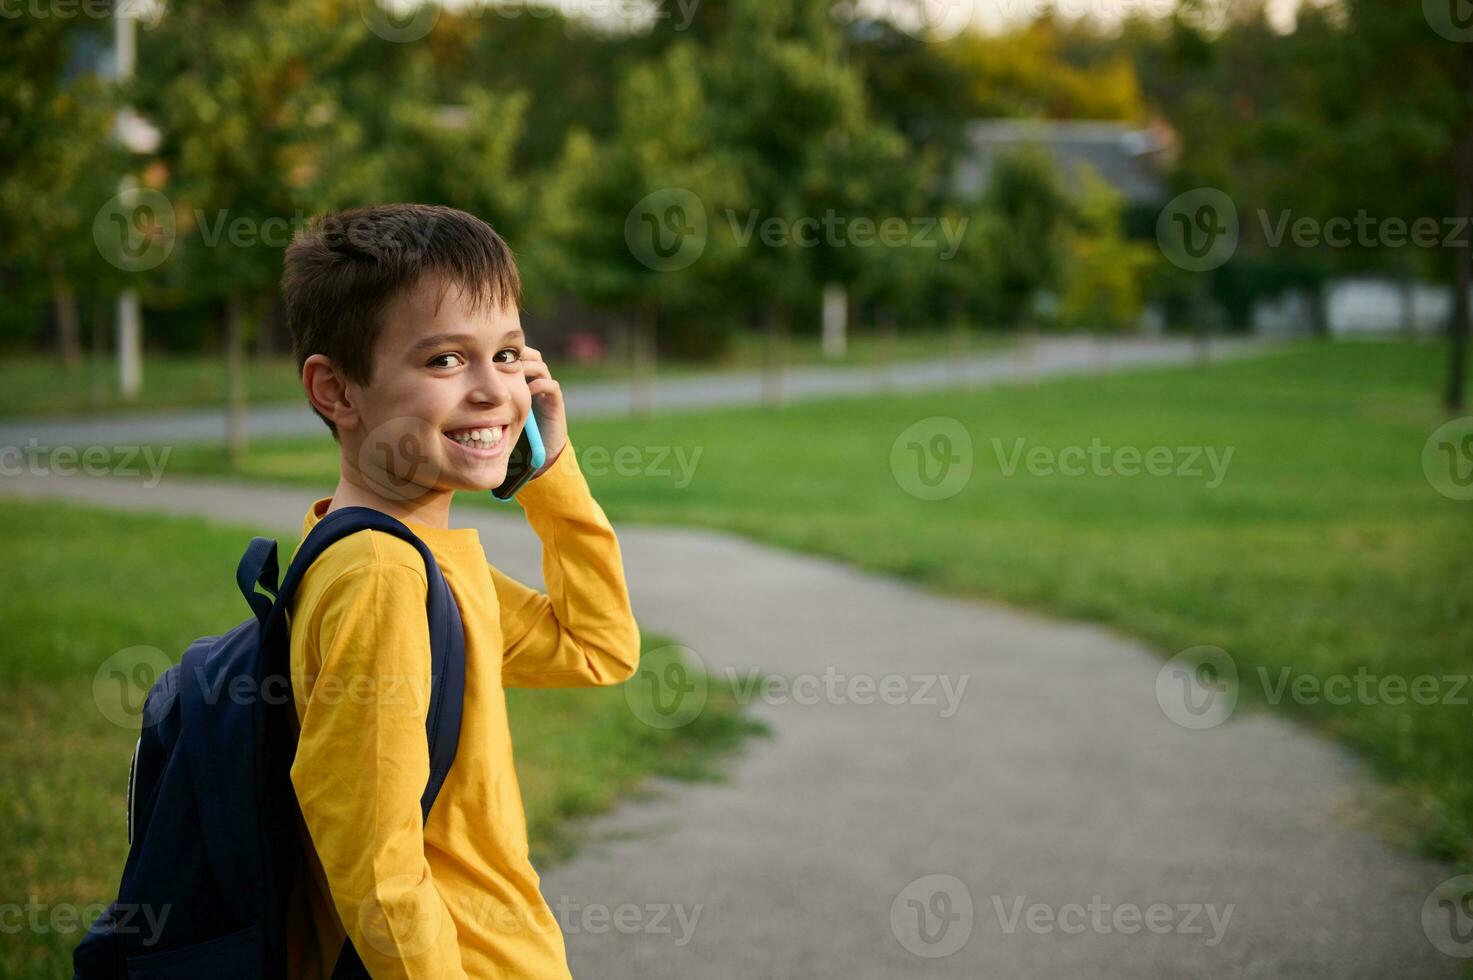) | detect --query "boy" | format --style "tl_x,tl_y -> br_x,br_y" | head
277,203 -> 640,979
